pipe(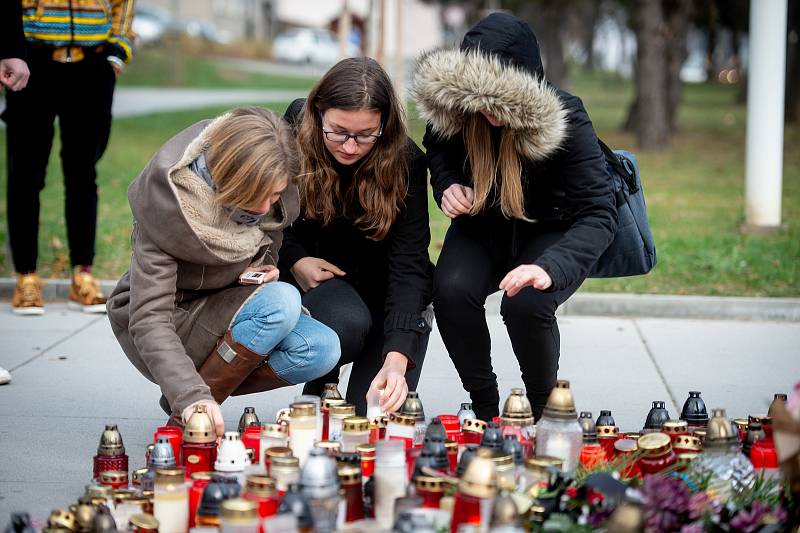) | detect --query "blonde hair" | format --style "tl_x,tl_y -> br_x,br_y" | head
205,107 -> 298,209
464,113 -> 527,220
295,58 -> 408,241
